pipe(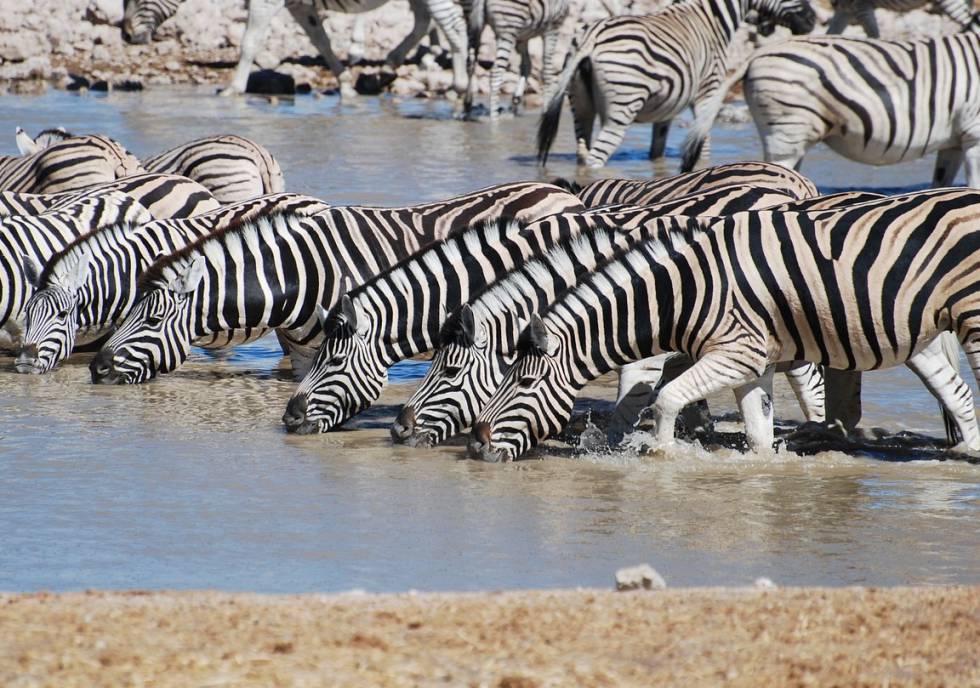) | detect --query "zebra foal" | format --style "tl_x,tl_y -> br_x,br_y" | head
470,189 -> 980,462
536,0 -> 816,170
744,33 -> 980,187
